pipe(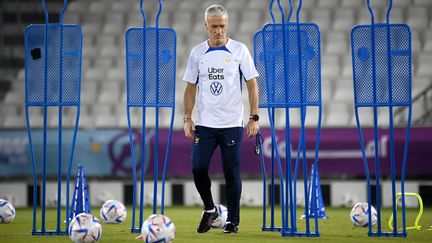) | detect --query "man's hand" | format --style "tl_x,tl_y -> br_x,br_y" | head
184,119 -> 196,140
246,119 -> 259,138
